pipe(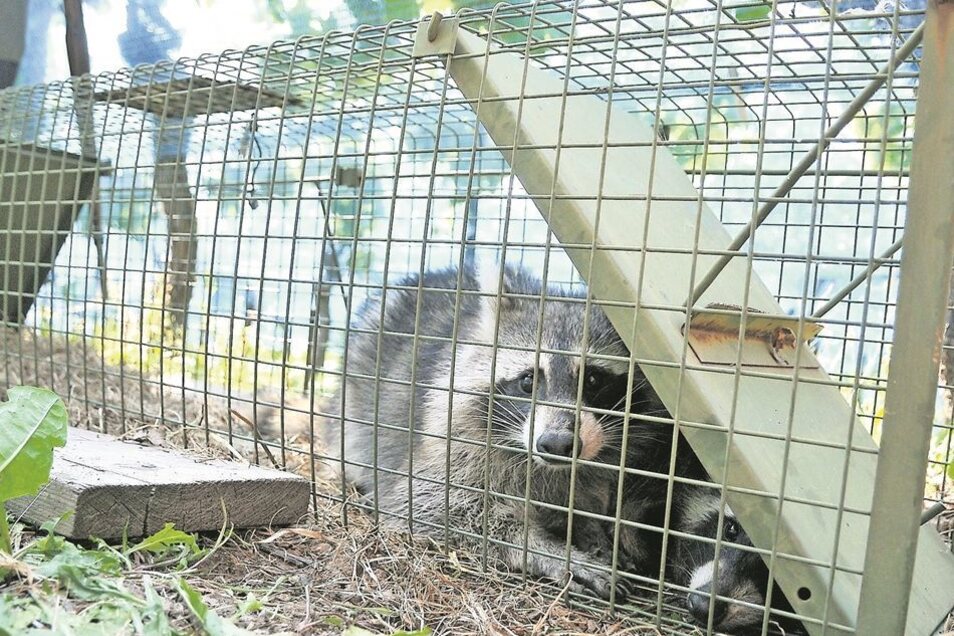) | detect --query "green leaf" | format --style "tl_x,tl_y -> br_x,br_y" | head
175,578 -> 255,636
128,523 -> 201,558
31,540 -> 134,602
0,386 -> 68,502
735,3 -> 771,22
233,593 -> 264,619
141,579 -> 175,636
393,629 -> 432,636
0,595 -> 42,634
